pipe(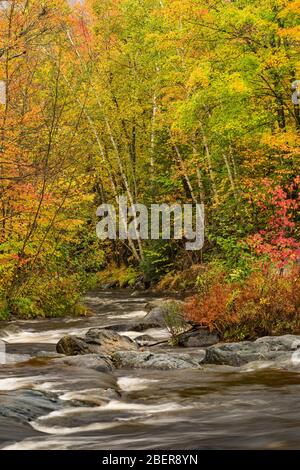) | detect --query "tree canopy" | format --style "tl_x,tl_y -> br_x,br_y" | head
0,0 -> 299,318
